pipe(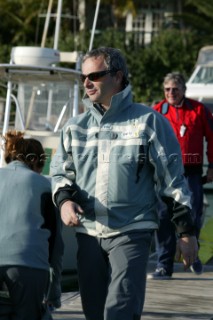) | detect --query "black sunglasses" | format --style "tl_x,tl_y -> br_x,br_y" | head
80,70 -> 116,83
